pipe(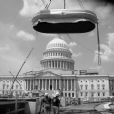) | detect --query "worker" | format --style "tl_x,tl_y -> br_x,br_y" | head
52,92 -> 60,114
41,93 -> 52,114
